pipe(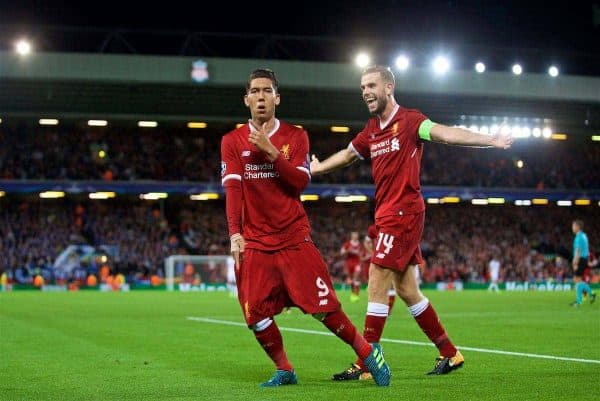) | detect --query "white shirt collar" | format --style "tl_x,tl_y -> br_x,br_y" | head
249,118 -> 280,138
379,104 -> 400,130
